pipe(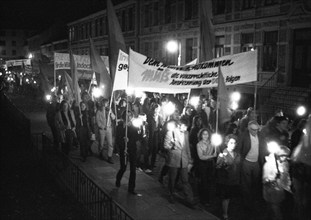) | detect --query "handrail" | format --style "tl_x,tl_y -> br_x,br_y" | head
31,133 -> 134,220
